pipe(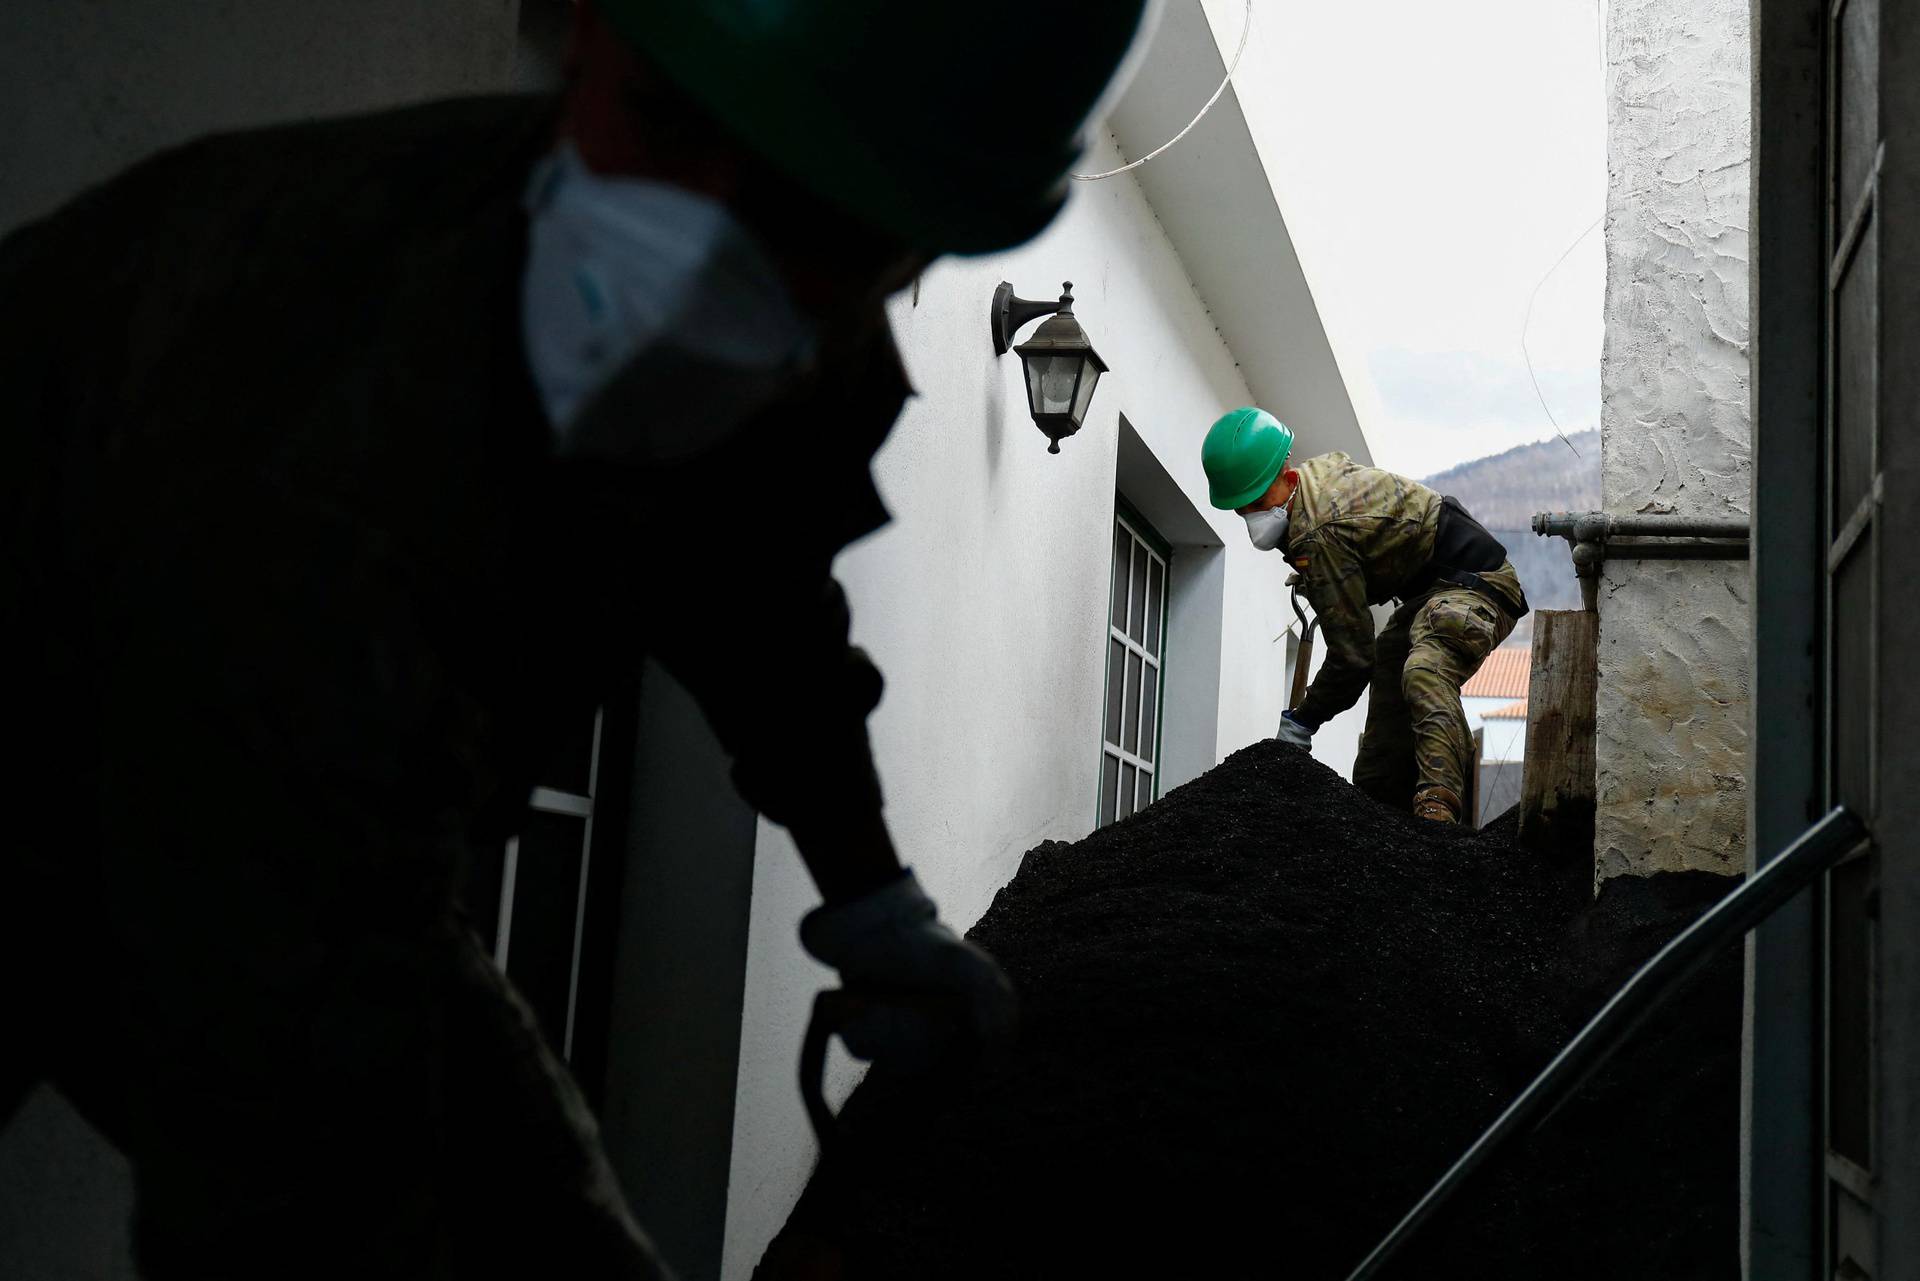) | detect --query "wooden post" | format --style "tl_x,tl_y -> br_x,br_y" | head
1518,610 -> 1599,858
1468,727 -> 1484,828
